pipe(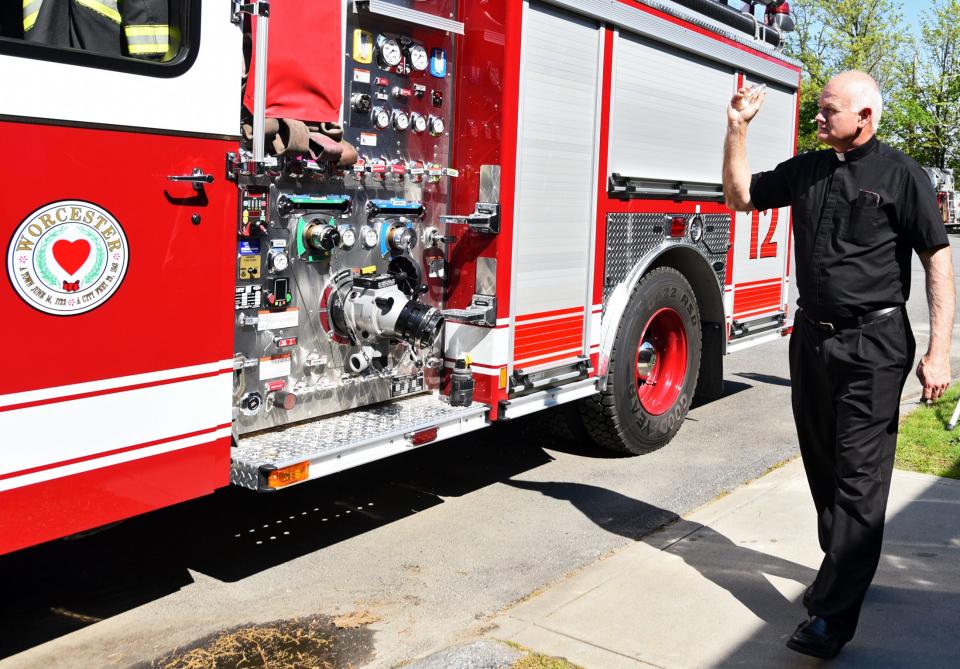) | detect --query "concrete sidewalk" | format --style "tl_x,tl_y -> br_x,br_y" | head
488,459 -> 960,668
